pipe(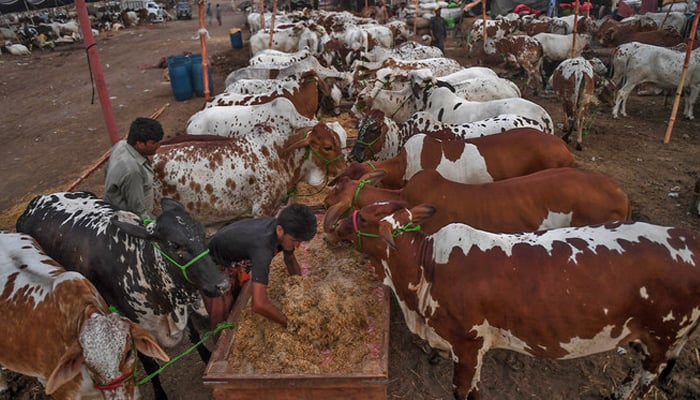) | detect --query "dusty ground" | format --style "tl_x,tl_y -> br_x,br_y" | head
1,7 -> 700,400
